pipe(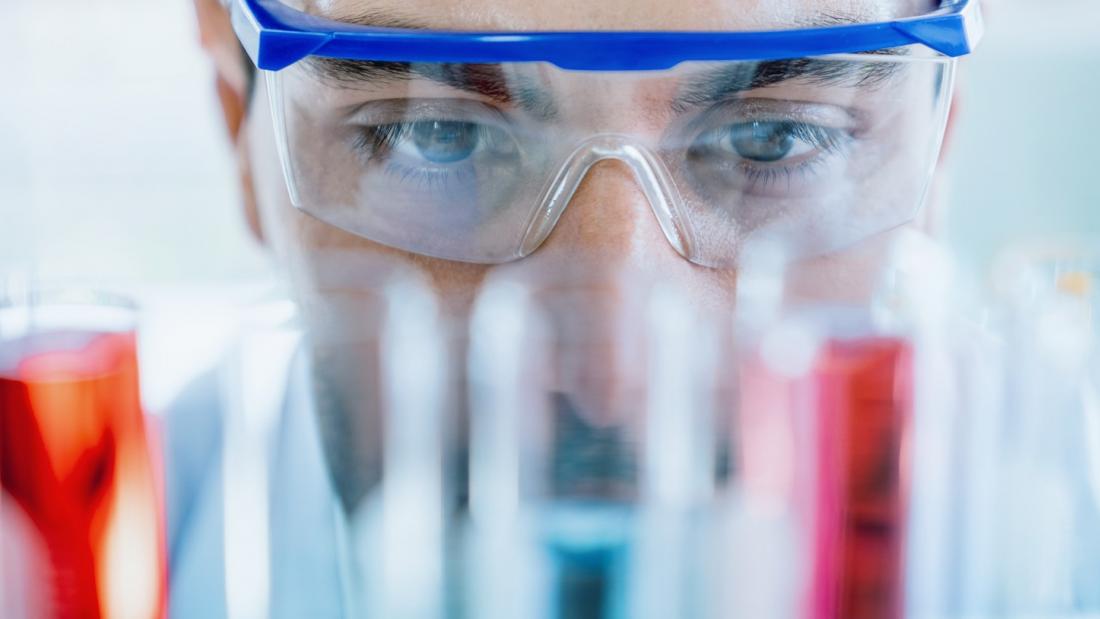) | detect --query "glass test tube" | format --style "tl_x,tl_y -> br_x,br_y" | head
733,307 -> 914,619
467,280 -> 550,619
221,295 -> 301,619
329,271 -> 450,619
627,283 -> 719,619
1,289 -> 167,619
982,253 -> 1100,615
467,269 -> 726,619
379,276 -> 448,619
